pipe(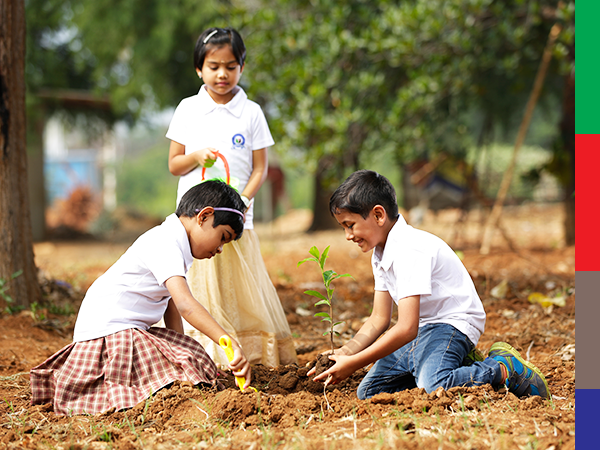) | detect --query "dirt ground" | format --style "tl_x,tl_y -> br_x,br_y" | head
0,204 -> 574,449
